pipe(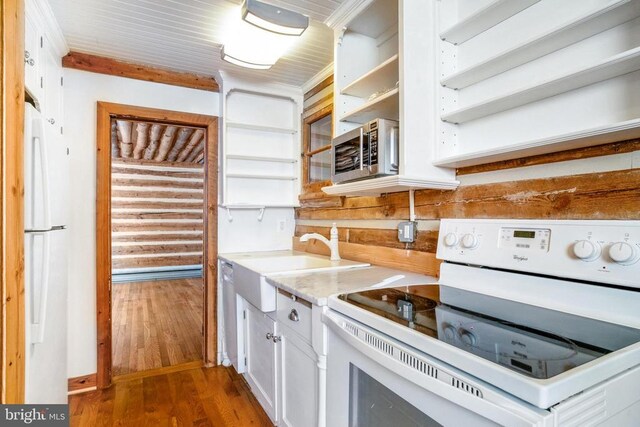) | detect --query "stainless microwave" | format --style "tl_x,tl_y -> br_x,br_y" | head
331,118 -> 399,184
